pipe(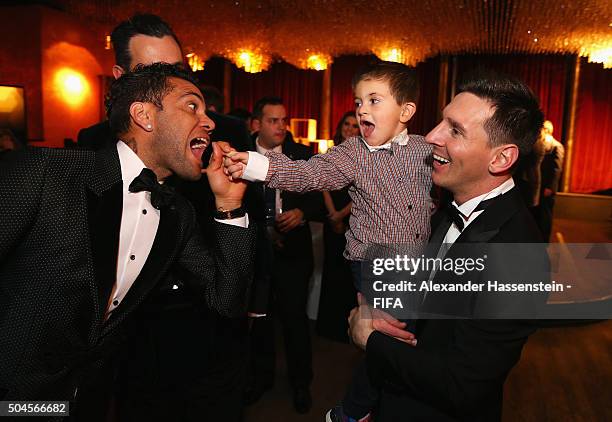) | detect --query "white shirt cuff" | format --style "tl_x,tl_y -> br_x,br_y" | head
214,213 -> 249,228
242,151 -> 269,182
